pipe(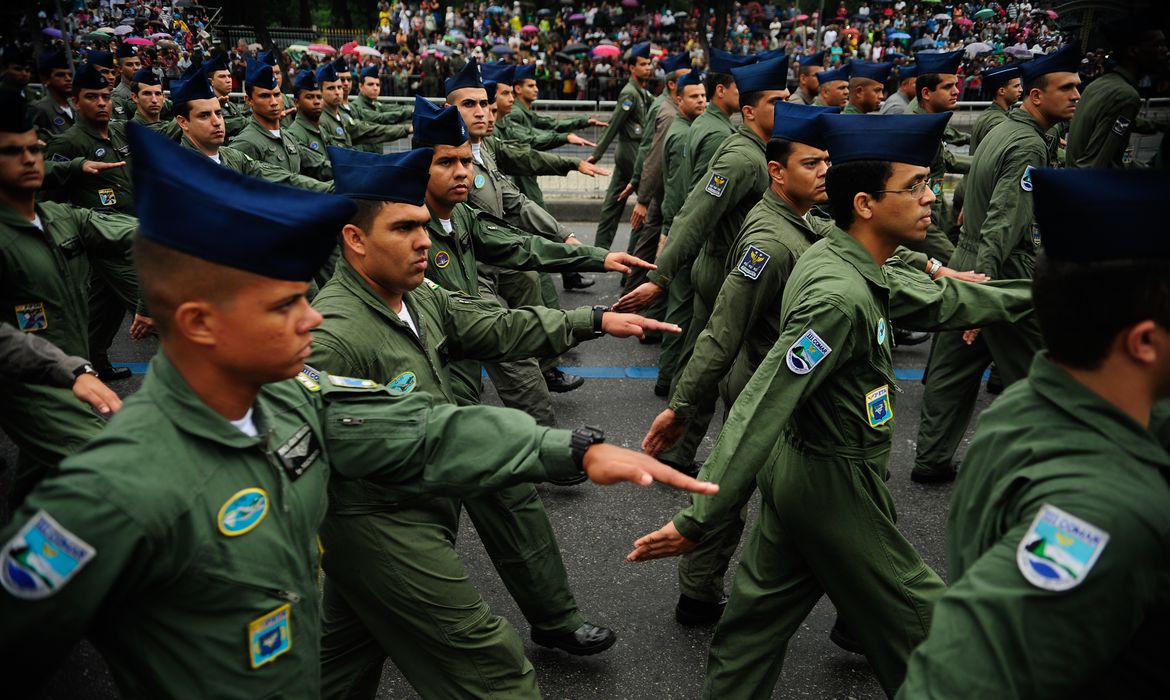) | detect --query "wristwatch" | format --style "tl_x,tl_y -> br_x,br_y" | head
591,305 -> 608,337
72,363 -> 98,379
927,258 -> 943,280
570,426 -> 605,472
